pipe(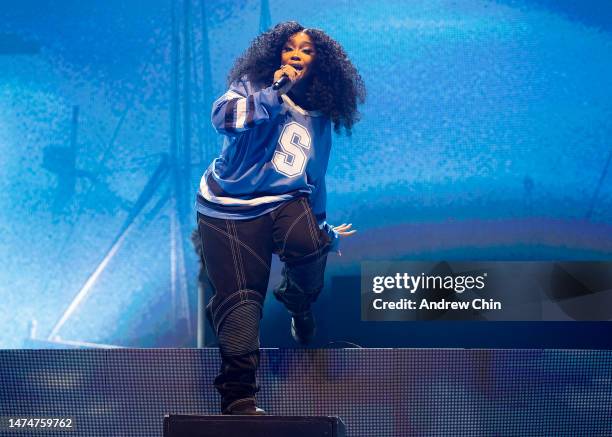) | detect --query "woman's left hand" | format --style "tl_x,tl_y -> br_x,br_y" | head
333,223 -> 356,237
331,223 -> 356,257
